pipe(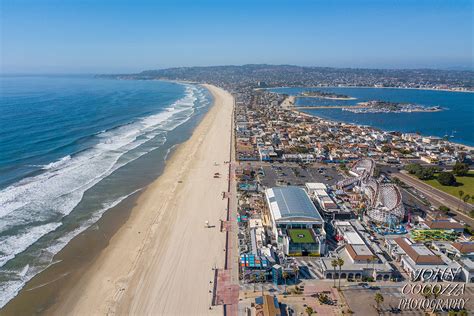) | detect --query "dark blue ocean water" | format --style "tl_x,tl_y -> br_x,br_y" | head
0,75 -> 211,307
270,87 -> 474,146
1,76 -> 187,187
